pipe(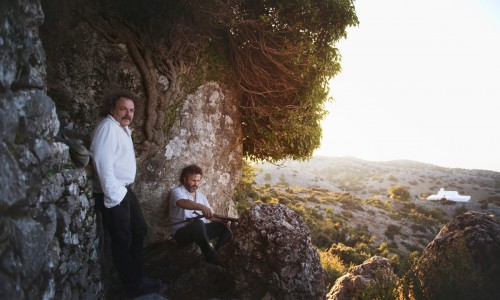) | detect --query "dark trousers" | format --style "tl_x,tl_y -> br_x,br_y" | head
173,219 -> 234,261
95,188 -> 148,294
